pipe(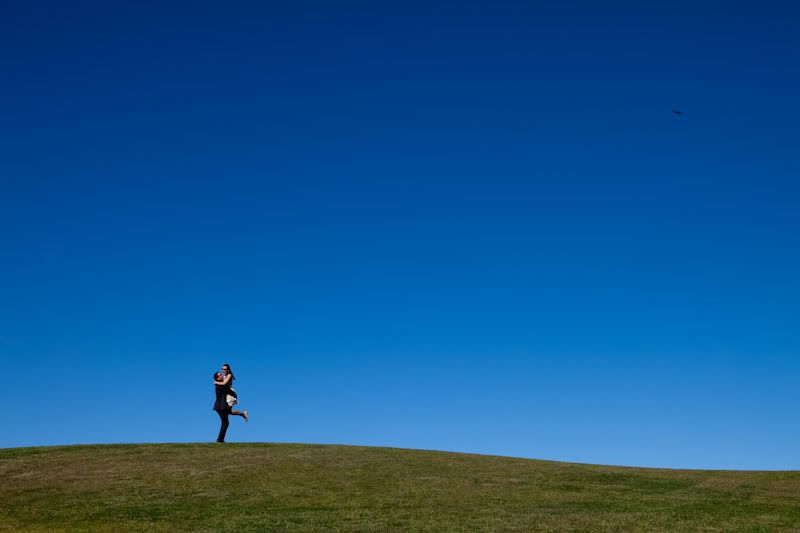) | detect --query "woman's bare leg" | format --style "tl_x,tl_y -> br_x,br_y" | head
231,409 -> 249,422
